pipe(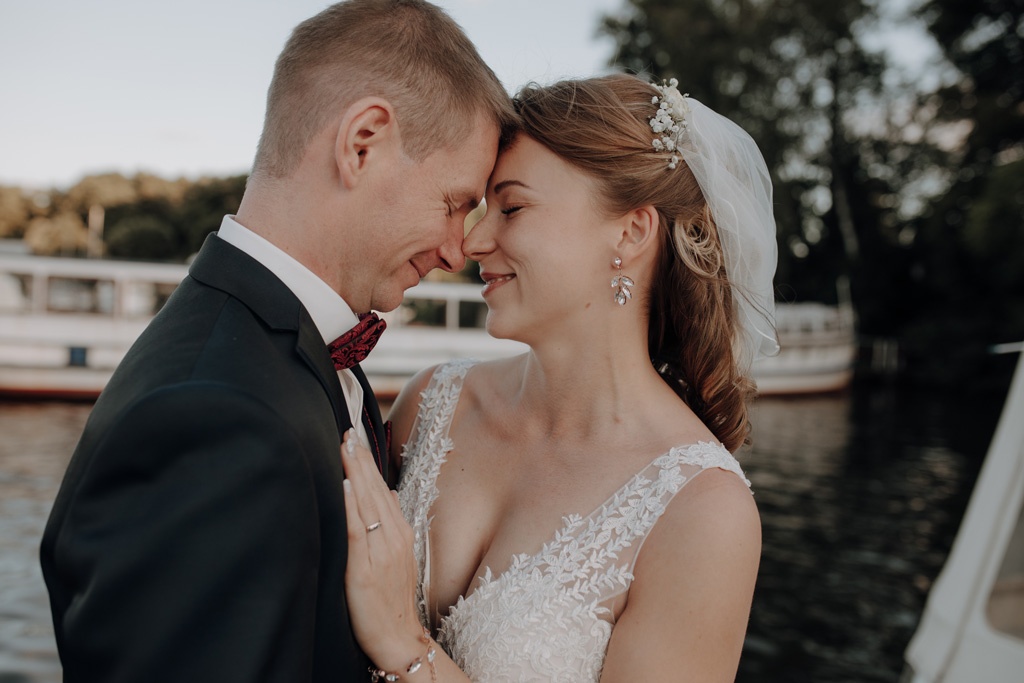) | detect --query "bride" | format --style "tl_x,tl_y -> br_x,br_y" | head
340,73 -> 779,682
